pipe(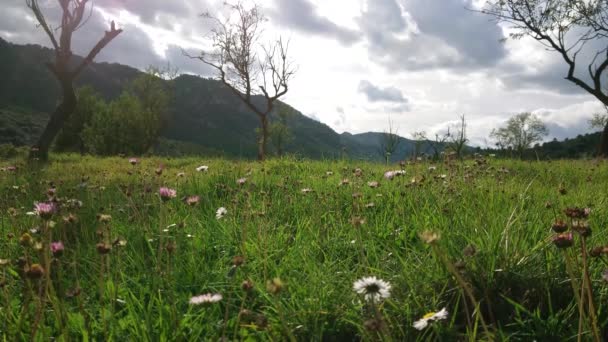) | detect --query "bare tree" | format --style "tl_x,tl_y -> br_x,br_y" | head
26,0 -> 122,159
379,118 -> 401,163
482,0 -> 608,156
410,131 -> 426,160
419,131 -> 449,160
192,2 -> 295,161
448,114 -> 468,158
